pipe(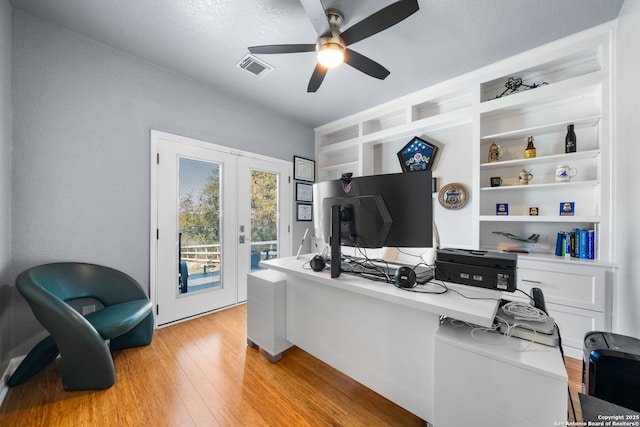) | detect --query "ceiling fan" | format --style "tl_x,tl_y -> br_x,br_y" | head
248,0 -> 420,92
